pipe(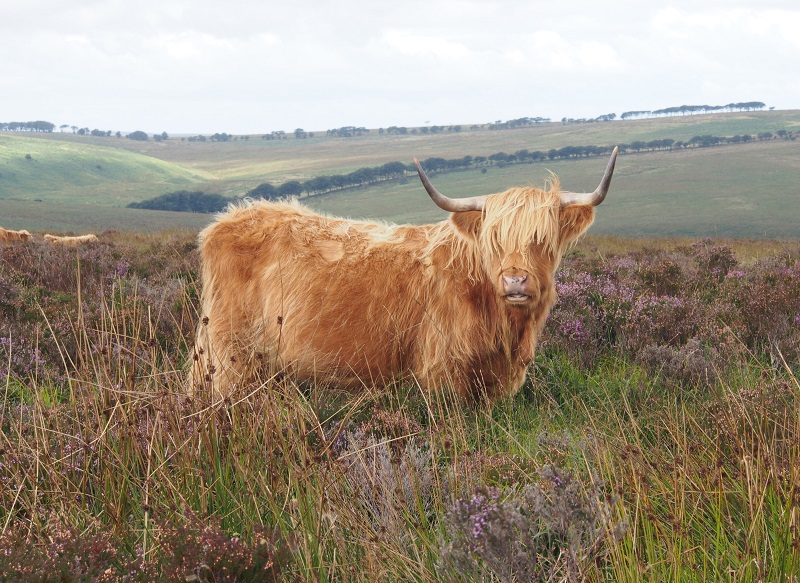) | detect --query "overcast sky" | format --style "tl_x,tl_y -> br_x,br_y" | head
3,0 -> 799,135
